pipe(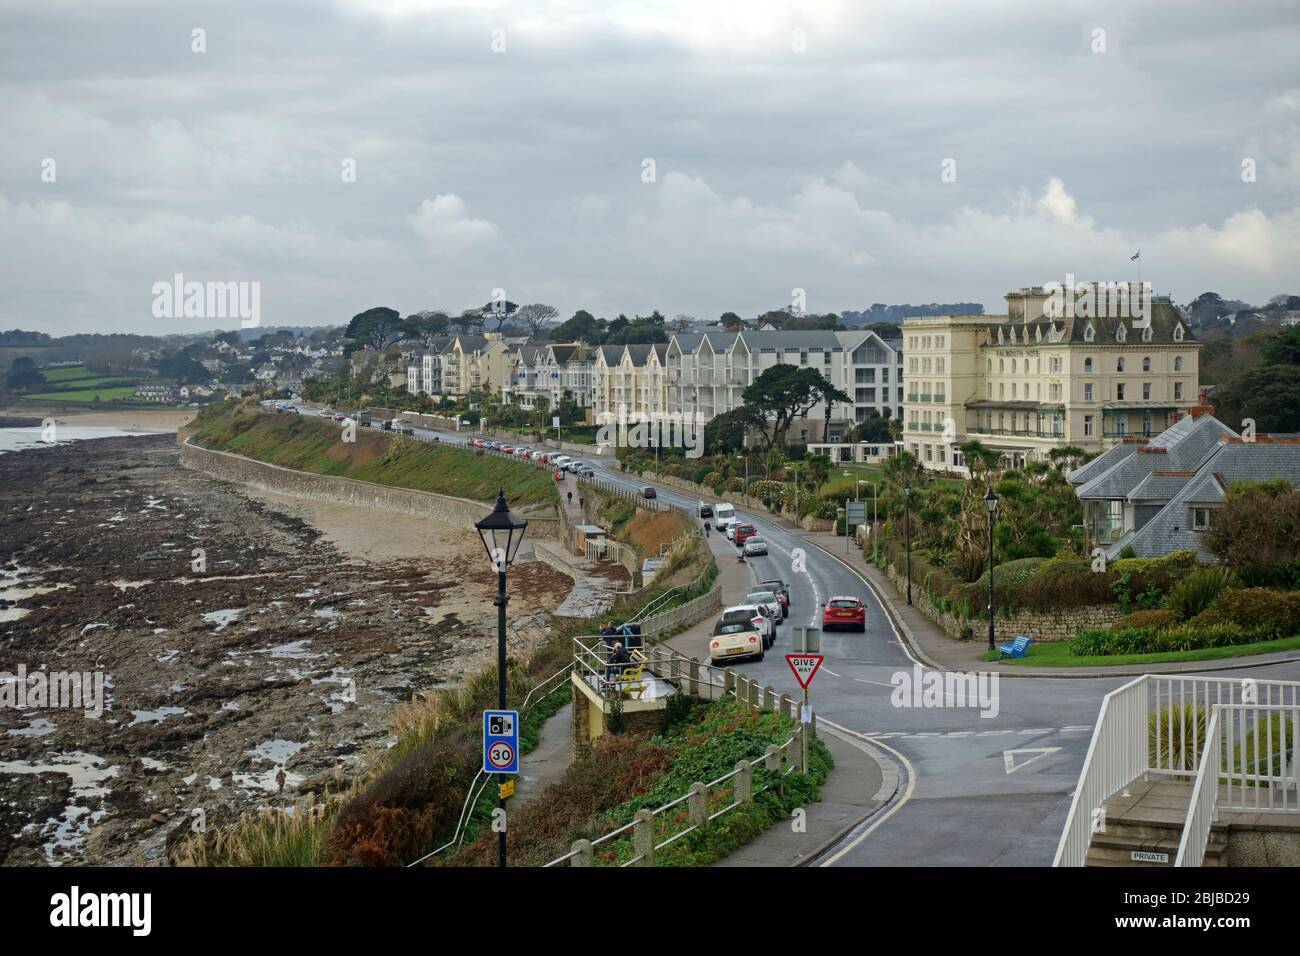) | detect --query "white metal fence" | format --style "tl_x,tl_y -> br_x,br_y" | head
1056,673 -> 1300,867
